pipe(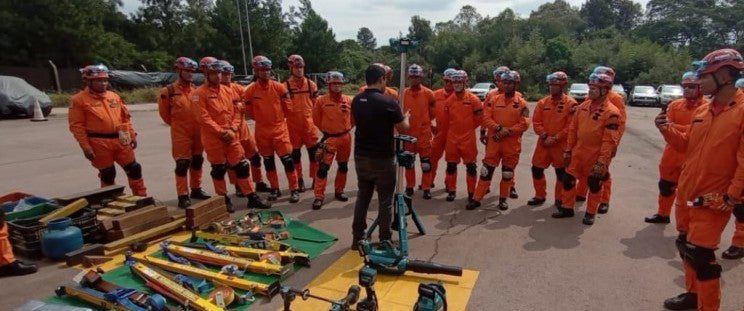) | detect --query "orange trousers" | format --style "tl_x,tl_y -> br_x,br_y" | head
314,134 -> 351,200
429,133 -> 447,187
256,127 -> 298,191
444,137 -> 478,193
171,127 -> 204,196
88,137 -> 147,196
405,139 -> 433,191
0,224 -> 15,266
289,118 -> 320,185
473,139 -> 520,202
203,137 -> 254,196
